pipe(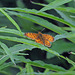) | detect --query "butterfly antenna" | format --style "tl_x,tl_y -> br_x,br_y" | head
41,28 -> 45,32
30,0 -> 32,3
31,28 -> 38,32
31,27 -> 45,32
